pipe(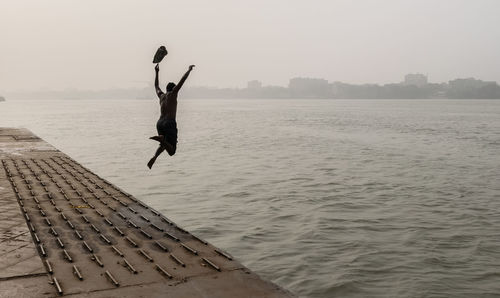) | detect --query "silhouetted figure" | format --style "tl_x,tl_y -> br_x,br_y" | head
148,64 -> 195,169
